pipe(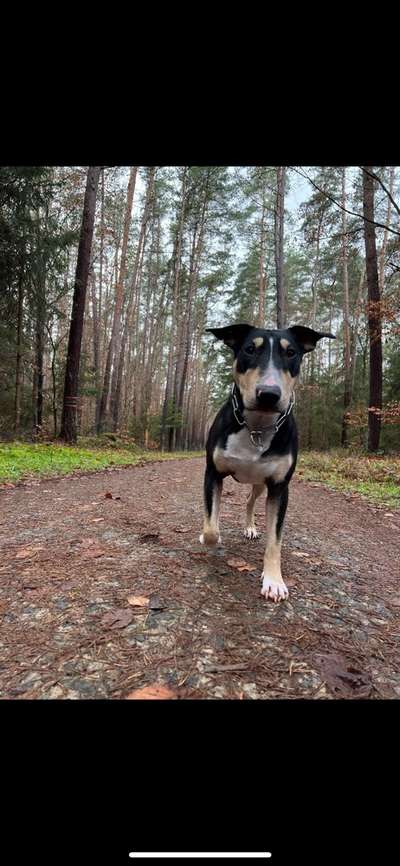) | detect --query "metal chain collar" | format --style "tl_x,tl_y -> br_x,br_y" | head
231,383 -> 295,449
